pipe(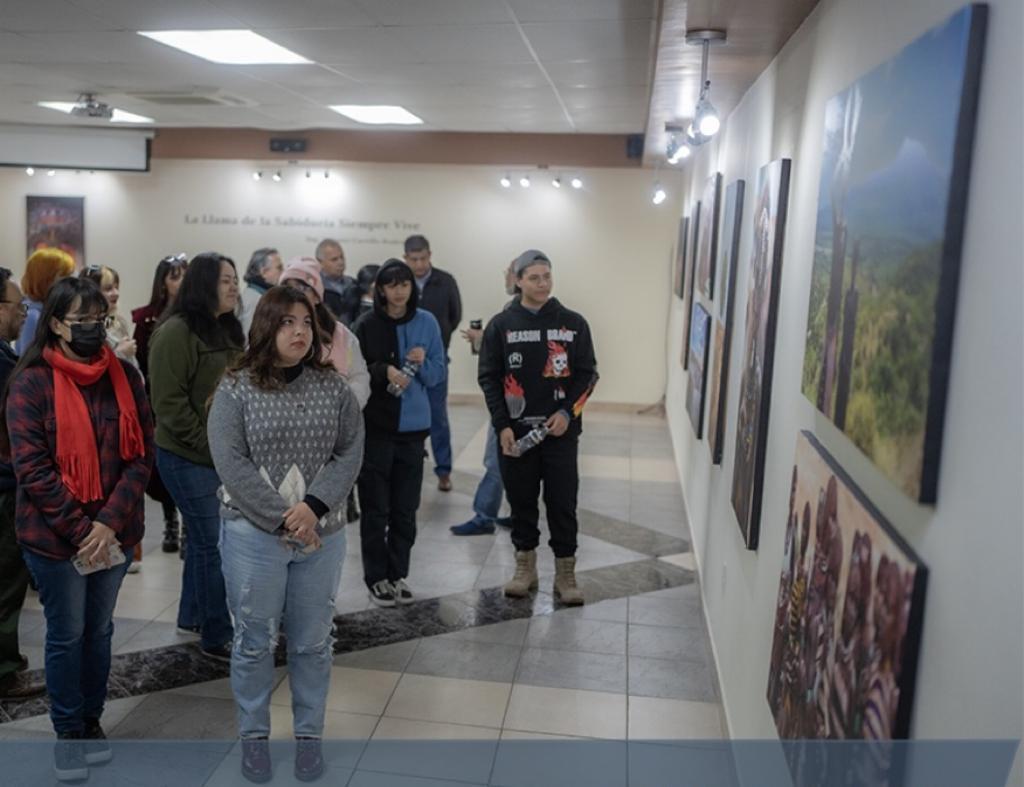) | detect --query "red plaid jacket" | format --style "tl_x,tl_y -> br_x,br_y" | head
8,360 -> 155,560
